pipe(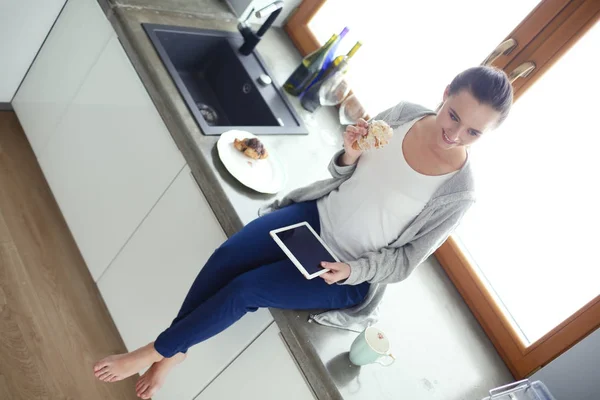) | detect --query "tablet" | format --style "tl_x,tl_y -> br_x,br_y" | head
270,222 -> 340,279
